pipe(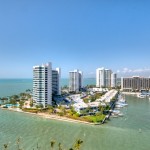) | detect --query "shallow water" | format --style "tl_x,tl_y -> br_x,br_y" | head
0,95 -> 150,150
